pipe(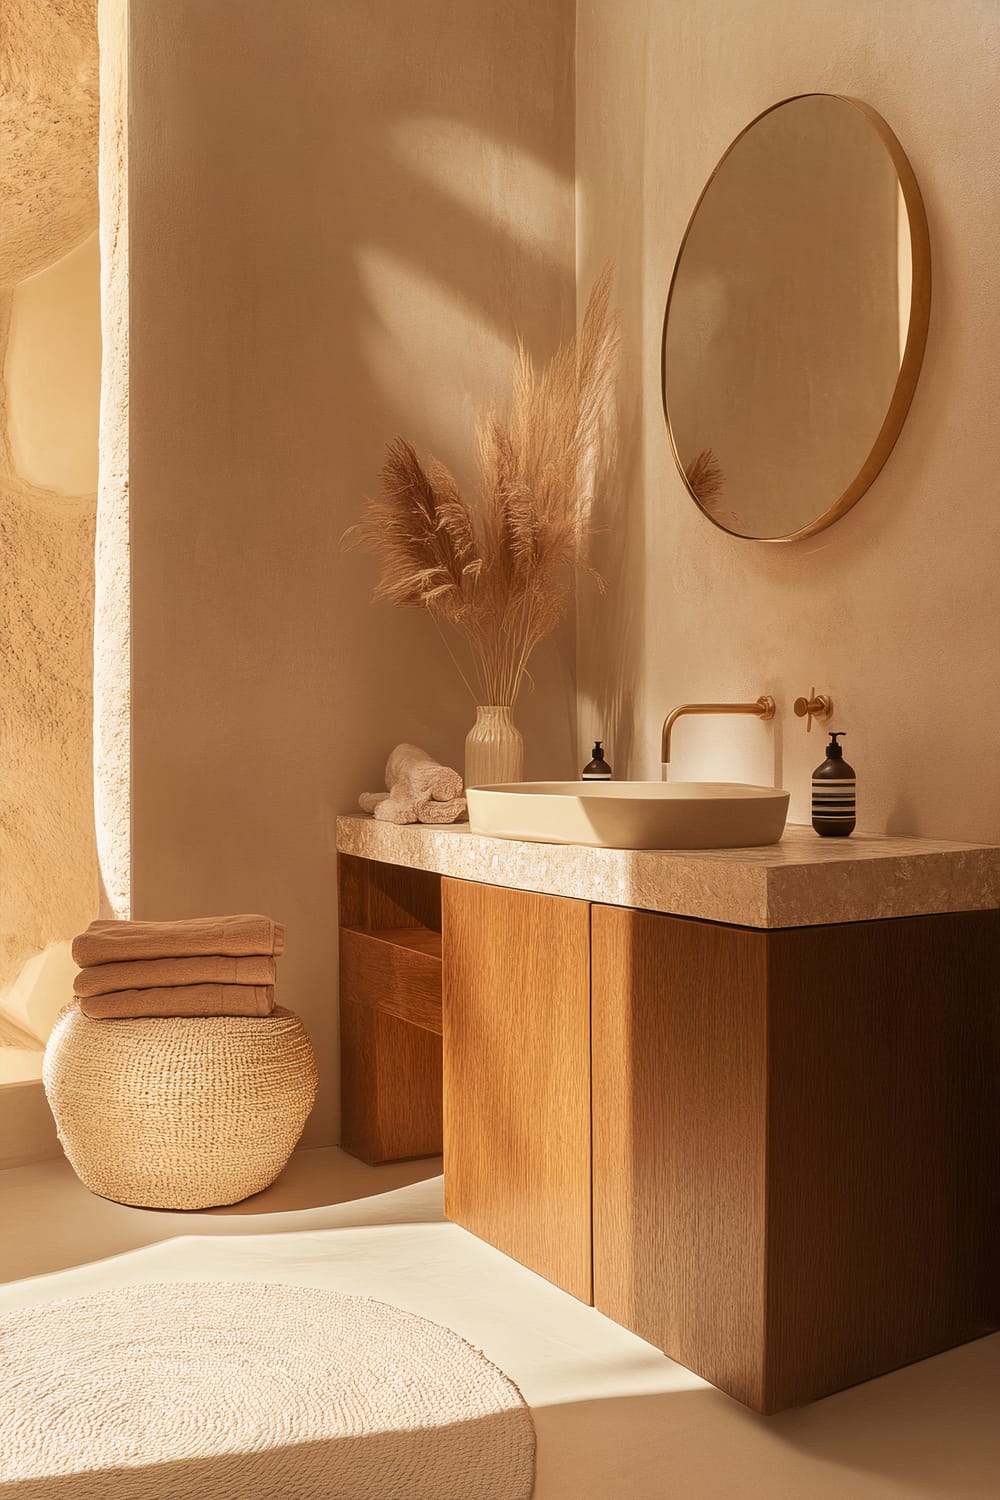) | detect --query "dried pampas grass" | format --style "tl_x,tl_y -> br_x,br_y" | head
346,268 -> 620,707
